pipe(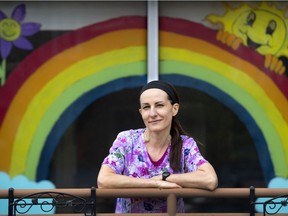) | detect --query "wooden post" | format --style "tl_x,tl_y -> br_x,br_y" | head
167,193 -> 176,216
